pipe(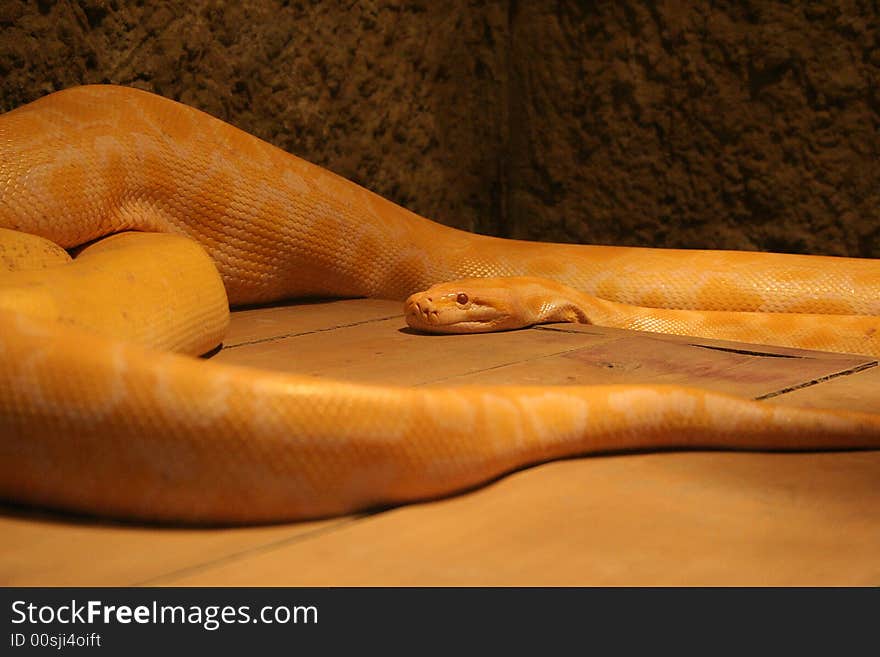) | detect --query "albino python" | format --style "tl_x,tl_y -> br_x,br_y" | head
1,85 -> 879,524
